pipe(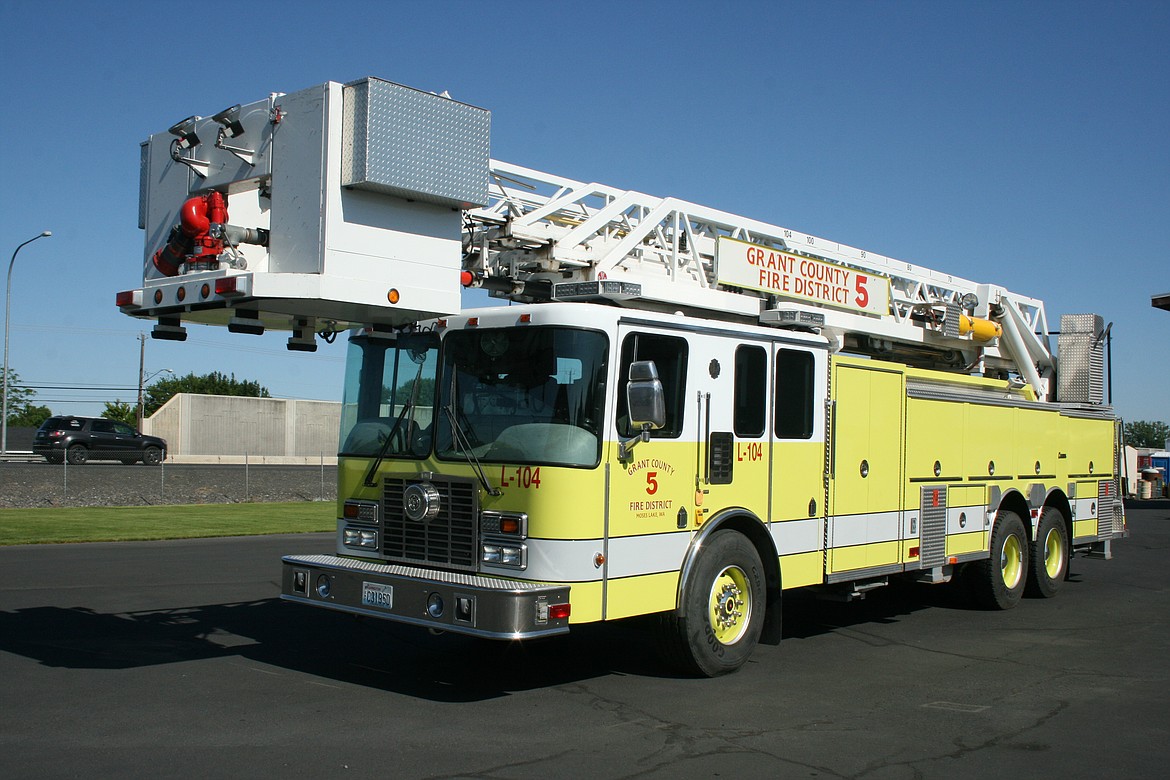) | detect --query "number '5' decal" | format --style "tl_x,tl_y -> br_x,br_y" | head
646,471 -> 659,495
